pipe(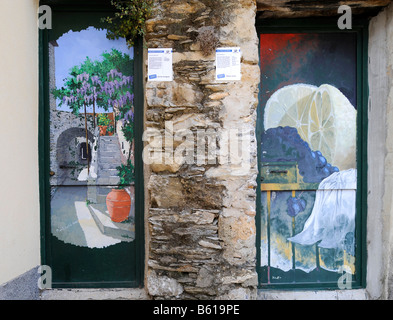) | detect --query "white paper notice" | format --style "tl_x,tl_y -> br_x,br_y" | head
148,48 -> 173,81
215,47 -> 241,81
